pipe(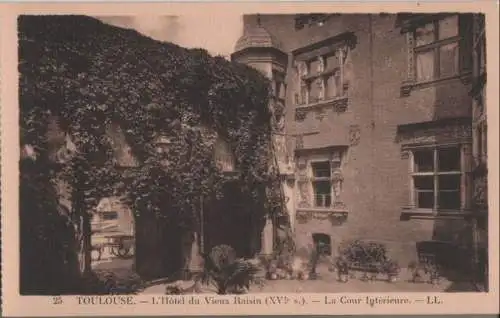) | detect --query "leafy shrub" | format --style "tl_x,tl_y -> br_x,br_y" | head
338,240 -> 388,267
196,245 -> 261,294
19,15 -> 284,292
